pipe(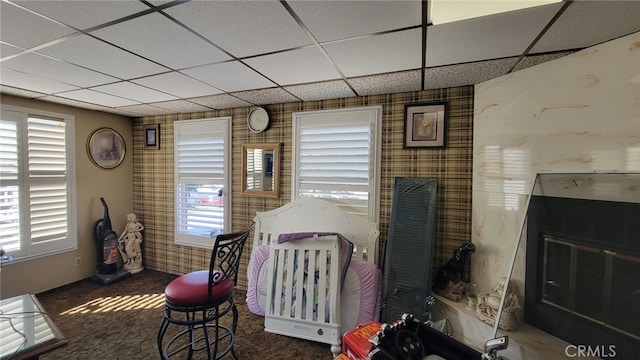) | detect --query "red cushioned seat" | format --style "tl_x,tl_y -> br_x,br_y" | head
165,271 -> 235,306
164,270 -> 235,306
